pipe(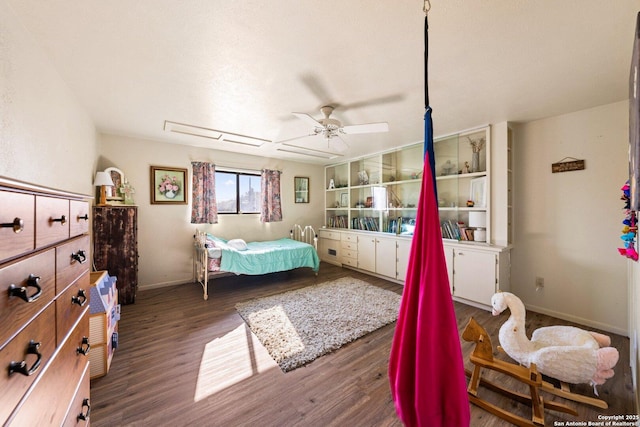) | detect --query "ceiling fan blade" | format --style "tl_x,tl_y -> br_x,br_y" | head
342,122 -> 389,135
330,135 -> 349,153
292,112 -> 323,128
